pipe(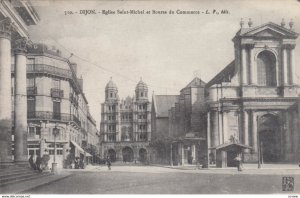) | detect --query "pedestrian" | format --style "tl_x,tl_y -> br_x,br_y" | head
234,154 -> 242,172
36,155 -> 42,172
106,156 -> 111,170
28,154 -> 35,170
